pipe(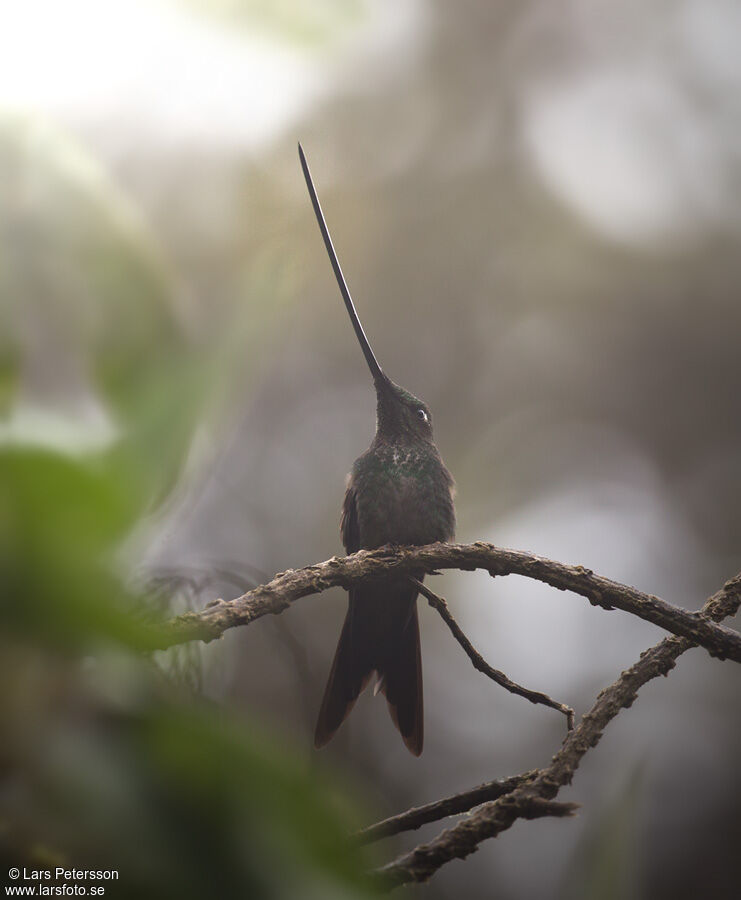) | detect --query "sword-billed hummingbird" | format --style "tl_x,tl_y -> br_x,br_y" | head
299,144 -> 456,755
